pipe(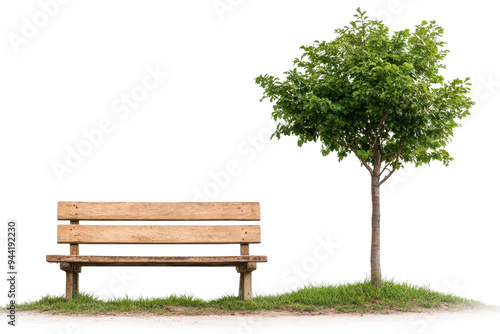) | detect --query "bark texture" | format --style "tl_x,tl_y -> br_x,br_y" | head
370,157 -> 382,288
